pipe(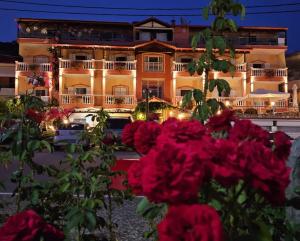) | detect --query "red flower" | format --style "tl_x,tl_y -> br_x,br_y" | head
26,108 -> 45,124
134,121 -> 161,154
158,204 -> 223,241
273,131 -> 291,161
161,119 -> 207,143
140,138 -> 210,204
239,142 -> 290,205
229,120 -> 270,147
206,109 -> 236,132
0,210 -> 64,241
127,162 -> 143,195
211,139 -> 245,187
121,121 -> 144,147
